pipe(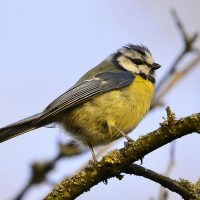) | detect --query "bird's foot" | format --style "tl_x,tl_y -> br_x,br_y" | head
113,125 -> 134,144
139,157 -> 144,165
124,139 -> 134,149
88,143 -> 98,166
88,159 -> 98,166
